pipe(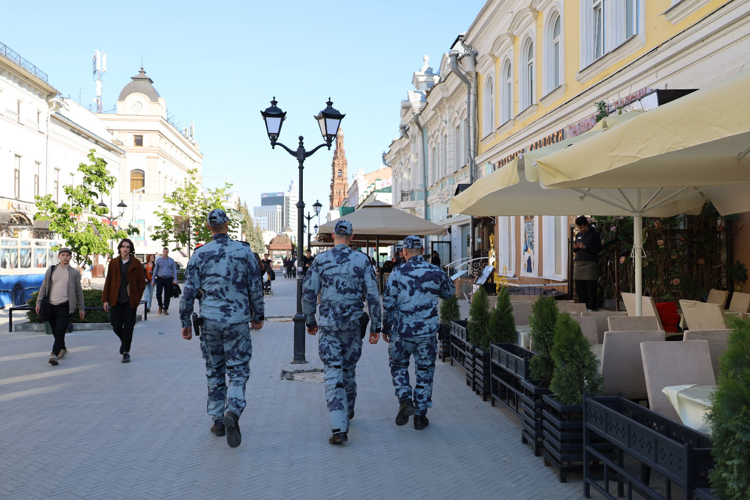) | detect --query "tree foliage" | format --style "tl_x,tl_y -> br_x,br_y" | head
468,287 -> 490,347
152,169 -> 237,256
707,317 -> 750,500
236,199 -> 266,253
439,295 -> 461,326
33,150 -> 133,266
529,296 -> 559,381
487,286 -> 516,350
549,313 -> 603,406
